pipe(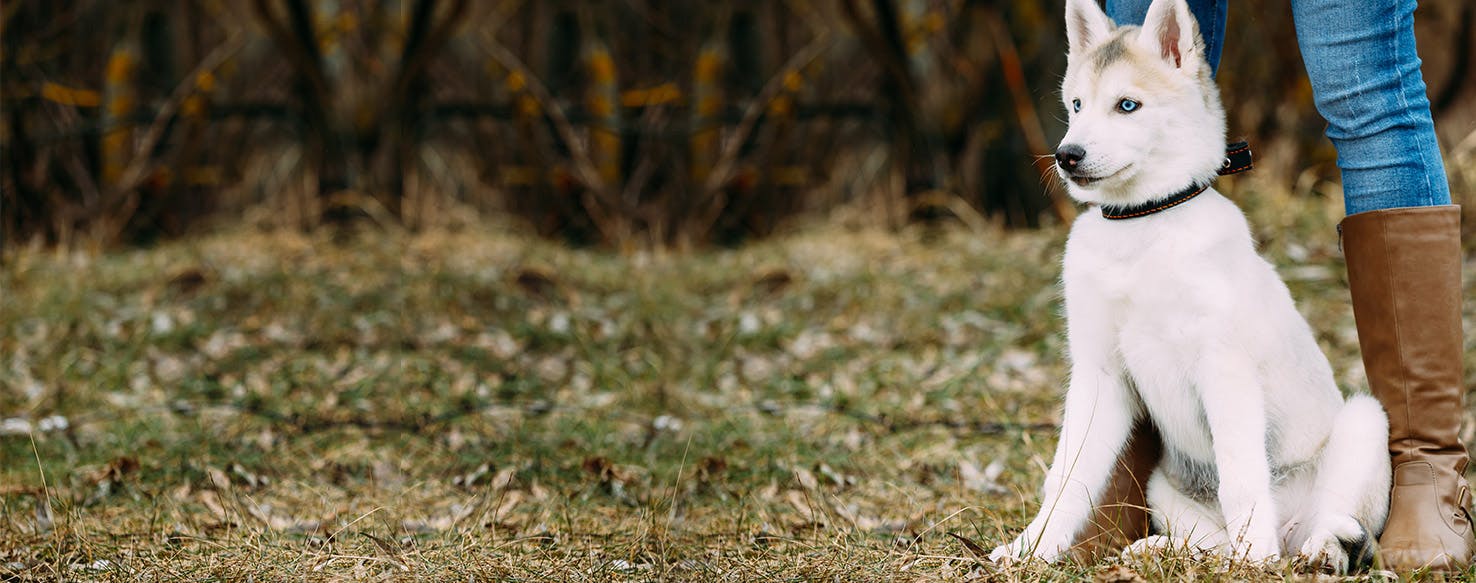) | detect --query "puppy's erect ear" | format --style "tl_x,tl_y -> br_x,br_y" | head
1136,0 -> 1202,70
1065,0 -> 1114,58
